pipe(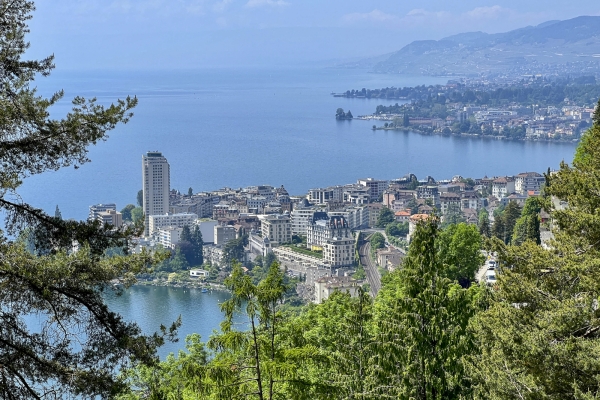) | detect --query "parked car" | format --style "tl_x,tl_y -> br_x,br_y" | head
485,270 -> 497,285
